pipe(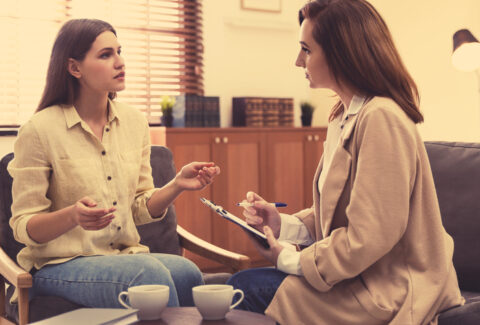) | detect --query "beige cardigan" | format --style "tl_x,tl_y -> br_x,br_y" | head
266,97 -> 464,325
